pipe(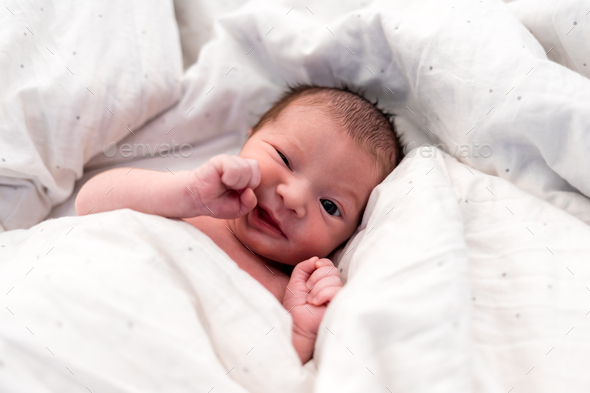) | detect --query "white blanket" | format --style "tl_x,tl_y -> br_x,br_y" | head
0,210 -> 314,392
2,0 -> 590,391
2,149 -> 589,392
